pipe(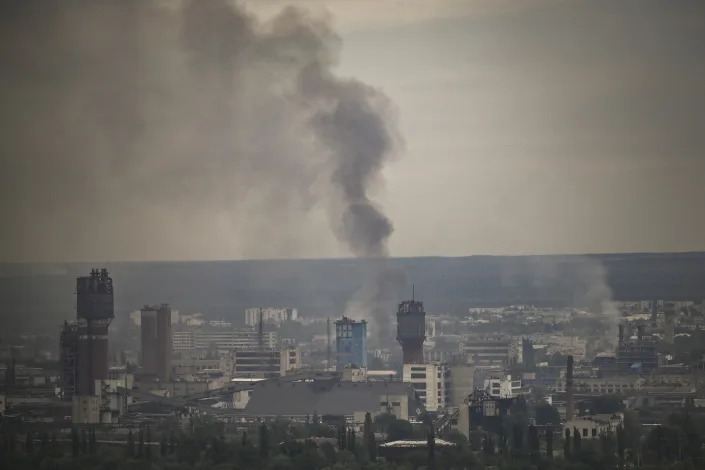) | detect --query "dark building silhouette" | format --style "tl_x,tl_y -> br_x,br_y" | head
60,269 -> 114,398
75,269 -> 114,395
397,300 -> 426,364
140,304 -> 173,381
59,321 -> 79,400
